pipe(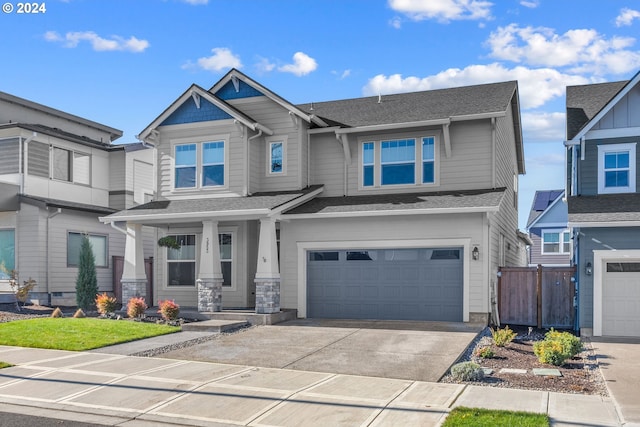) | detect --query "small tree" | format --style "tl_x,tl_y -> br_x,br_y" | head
75,235 -> 98,311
